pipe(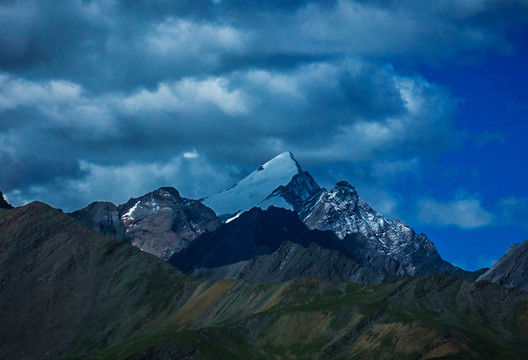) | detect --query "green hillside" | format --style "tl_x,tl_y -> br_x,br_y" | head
1,203 -> 527,359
